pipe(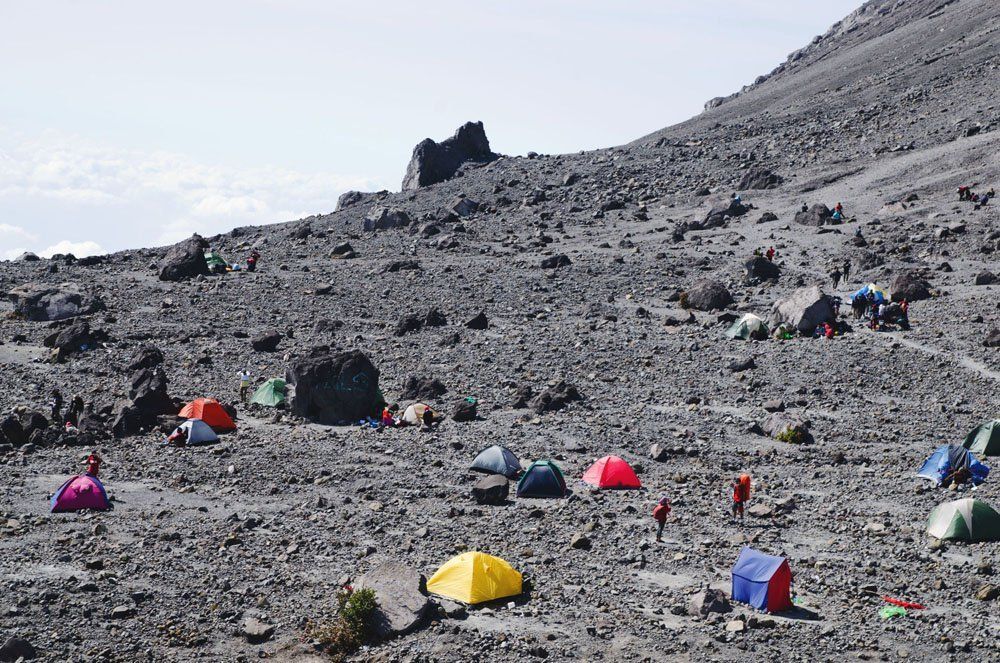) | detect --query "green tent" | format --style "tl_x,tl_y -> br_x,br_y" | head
963,420 -> 1000,456
205,250 -> 228,269
725,313 -> 770,340
250,378 -> 287,407
927,498 -> 1000,542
